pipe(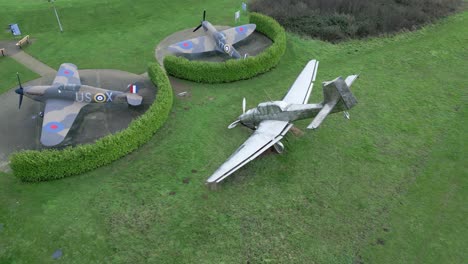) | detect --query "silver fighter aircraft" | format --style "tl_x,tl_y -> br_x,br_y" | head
14,63 -> 143,147
207,59 -> 359,185
168,10 -> 256,59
